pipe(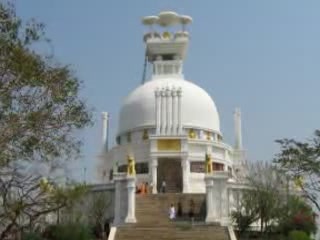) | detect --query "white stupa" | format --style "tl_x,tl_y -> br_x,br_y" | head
97,11 -> 247,194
